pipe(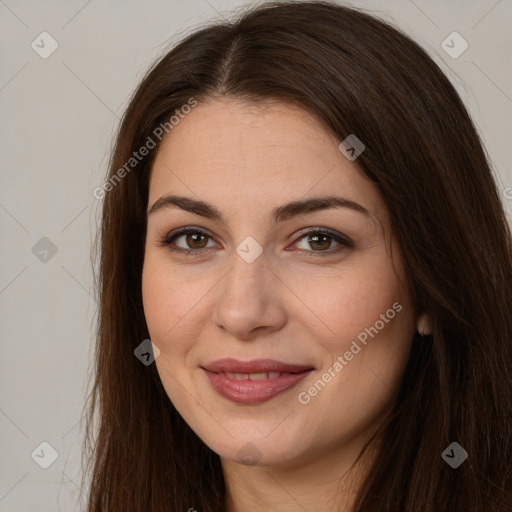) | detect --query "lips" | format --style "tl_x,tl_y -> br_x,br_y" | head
202,358 -> 314,404
217,371 -> 284,380
202,358 -> 314,374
